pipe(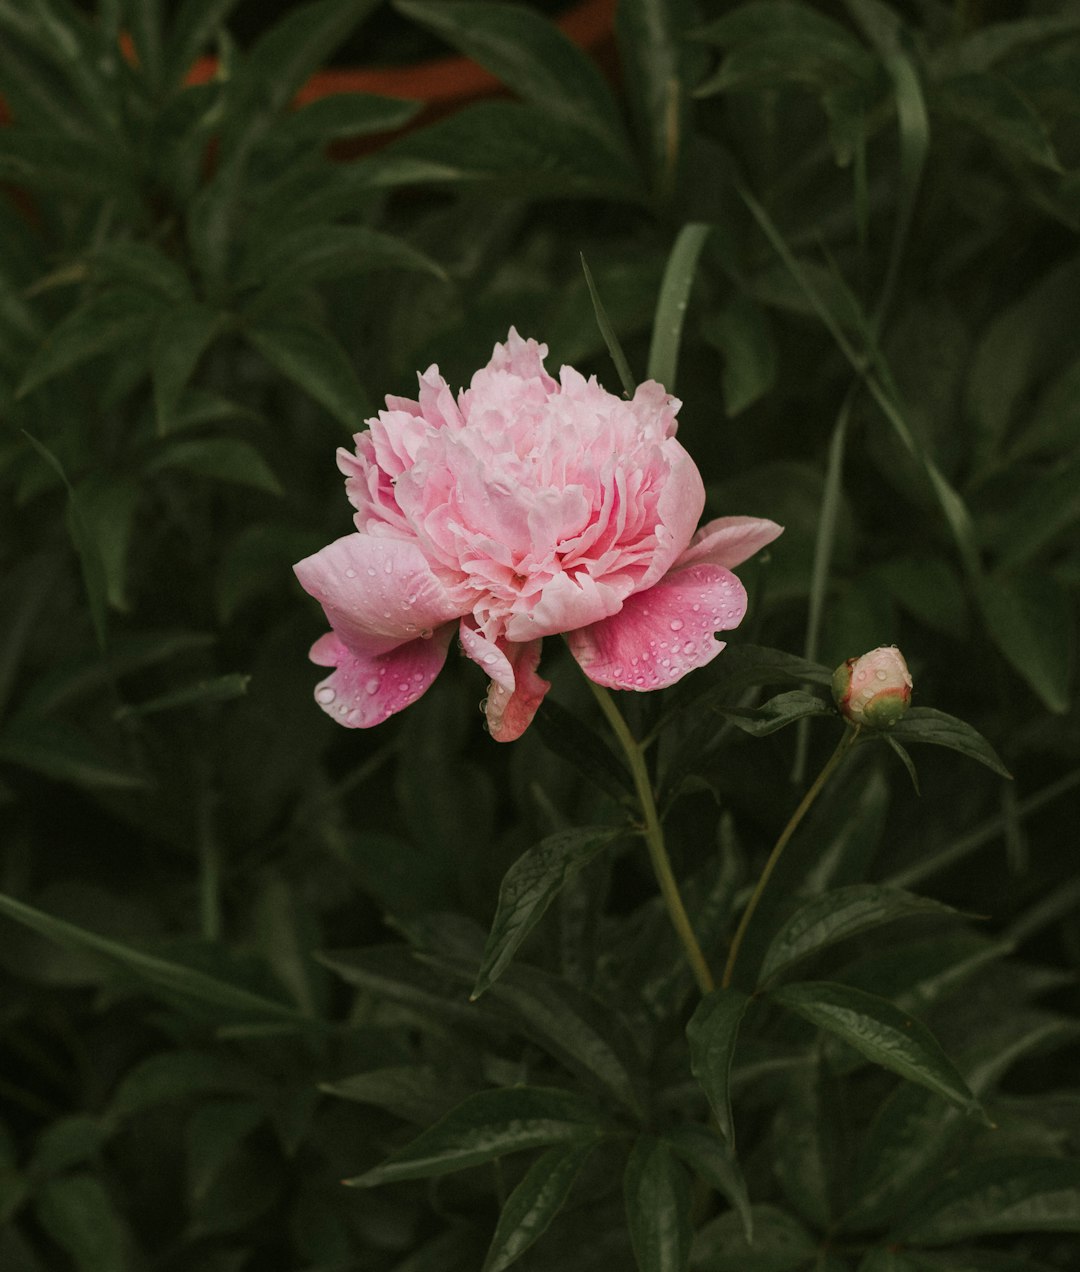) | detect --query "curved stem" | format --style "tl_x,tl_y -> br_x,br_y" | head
588,681 -> 714,996
722,725 -> 860,990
